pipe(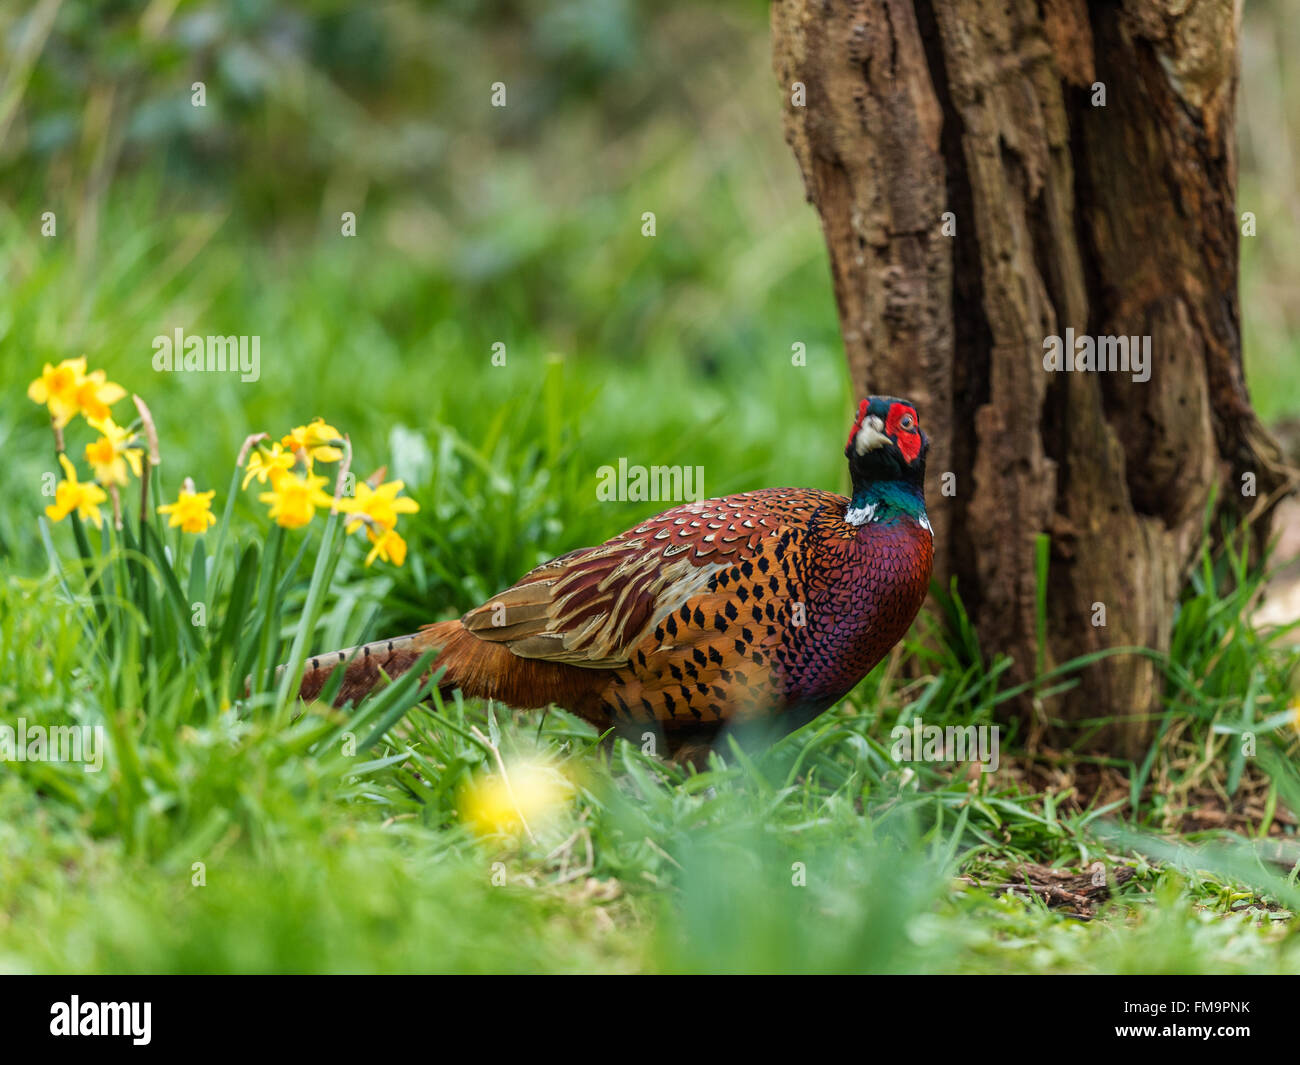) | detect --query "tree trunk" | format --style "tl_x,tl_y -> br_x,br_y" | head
772,0 -> 1295,756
